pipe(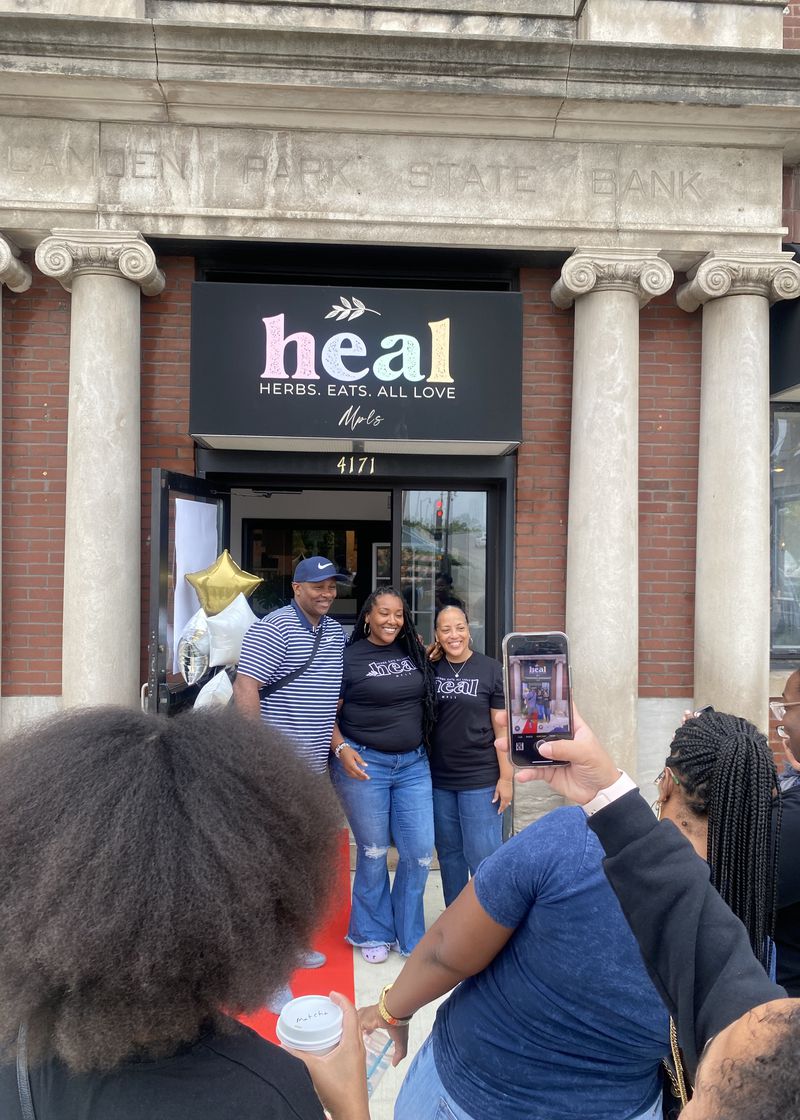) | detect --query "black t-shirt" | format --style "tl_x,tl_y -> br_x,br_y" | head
0,1019 -> 325,1120
339,639 -> 424,752
430,652 -> 505,791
